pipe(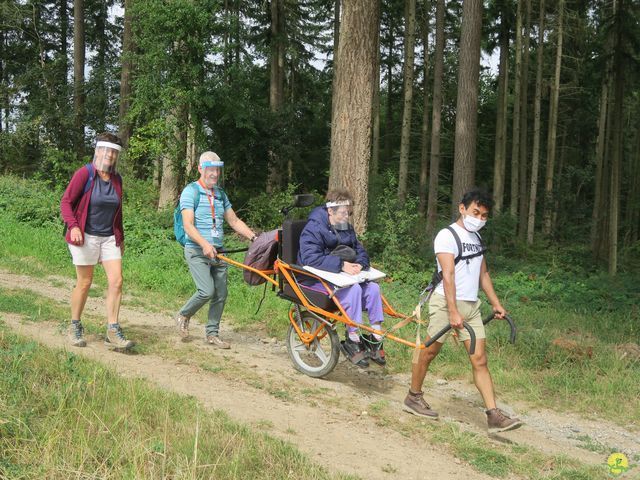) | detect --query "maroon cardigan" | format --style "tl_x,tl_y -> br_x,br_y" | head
60,165 -> 124,246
